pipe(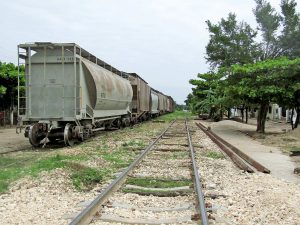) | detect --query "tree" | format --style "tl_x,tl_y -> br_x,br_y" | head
189,71 -> 225,120
254,0 -> 300,59
226,57 -> 300,133
206,13 -> 260,69
0,62 -> 24,110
